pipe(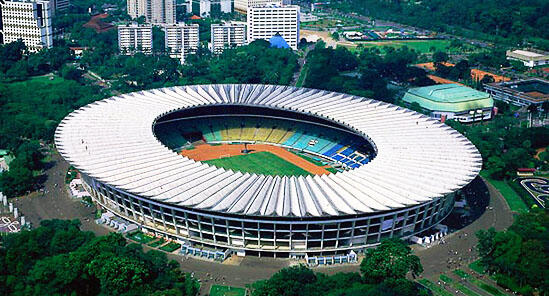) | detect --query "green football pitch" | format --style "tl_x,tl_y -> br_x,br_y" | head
203,151 -> 312,176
